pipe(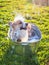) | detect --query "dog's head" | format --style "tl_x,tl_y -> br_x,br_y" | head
8,21 -> 28,42
9,20 -> 23,30
8,15 -> 29,42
